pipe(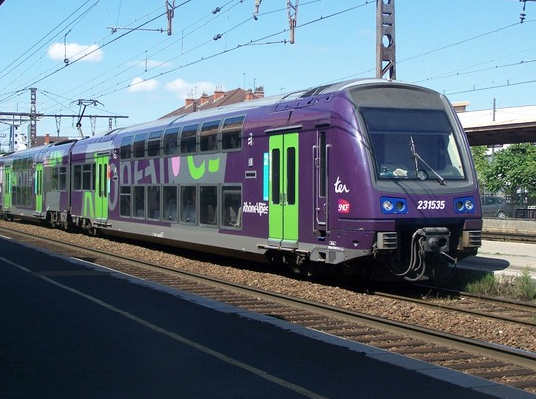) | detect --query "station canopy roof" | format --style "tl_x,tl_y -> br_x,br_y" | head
456,104 -> 536,146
